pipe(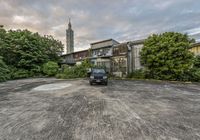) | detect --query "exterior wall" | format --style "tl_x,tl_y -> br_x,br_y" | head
111,43 -> 128,77
90,52 -> 112,72
91,47 -> 112,58
73,50 -> 88,61
190,43 -> 200,56
96,58 -> 111,72
127,40 -> 145,73
61,39 -> 145,77
61,53 -> 75,65
132,44 -> 144,70
61,50 -> 88,65
113,43 -> 127,56
111,56 -> 127,77
90,39 -> 119,72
